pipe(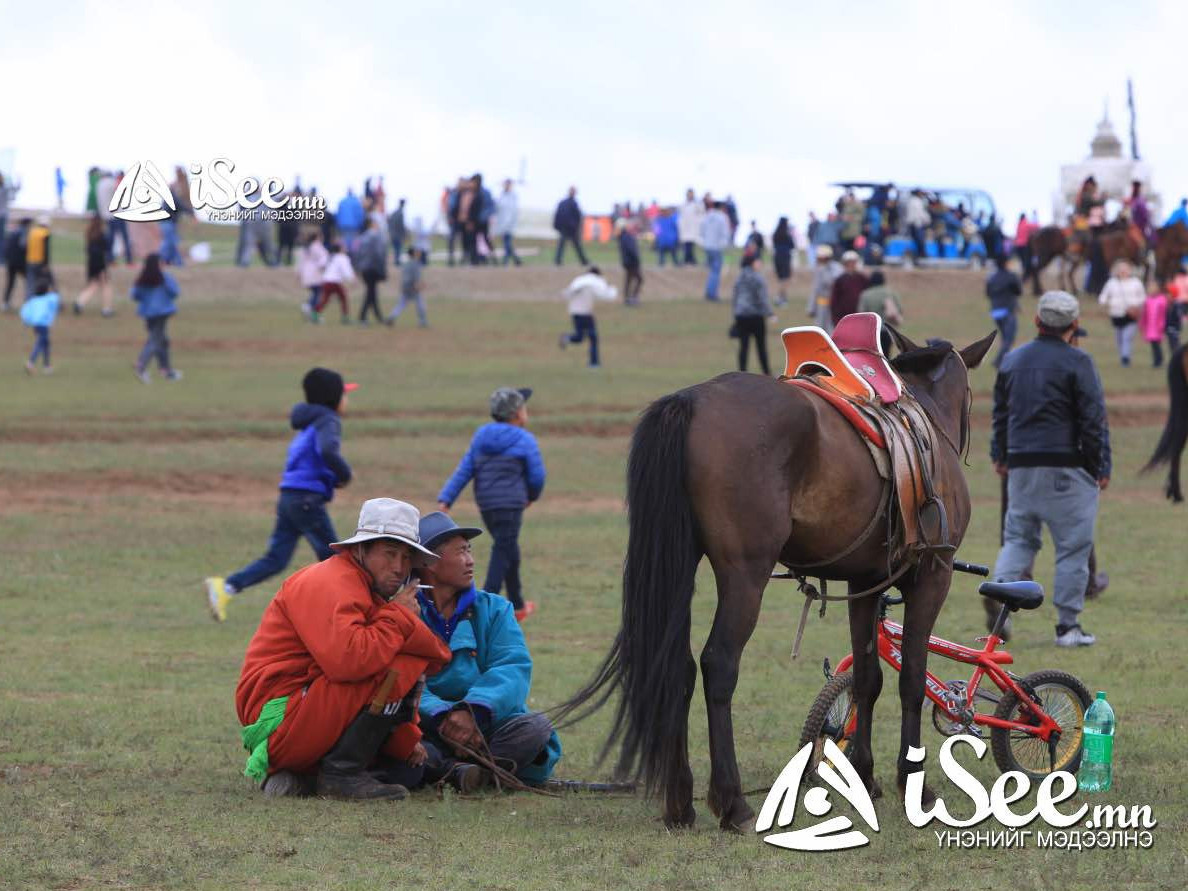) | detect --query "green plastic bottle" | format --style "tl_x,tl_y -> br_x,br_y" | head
1078,691 -> 1115,792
